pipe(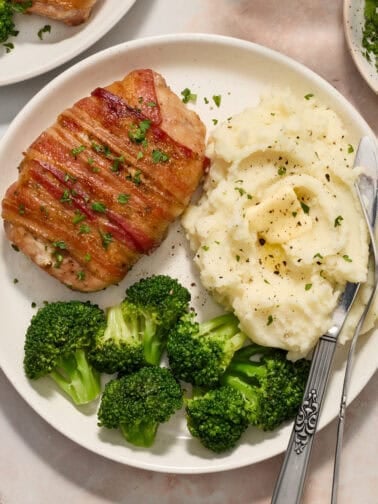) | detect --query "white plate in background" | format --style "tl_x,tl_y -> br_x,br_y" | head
0,0 -> 136,86
0,34 -> 377,474
344,0 -> 378,94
